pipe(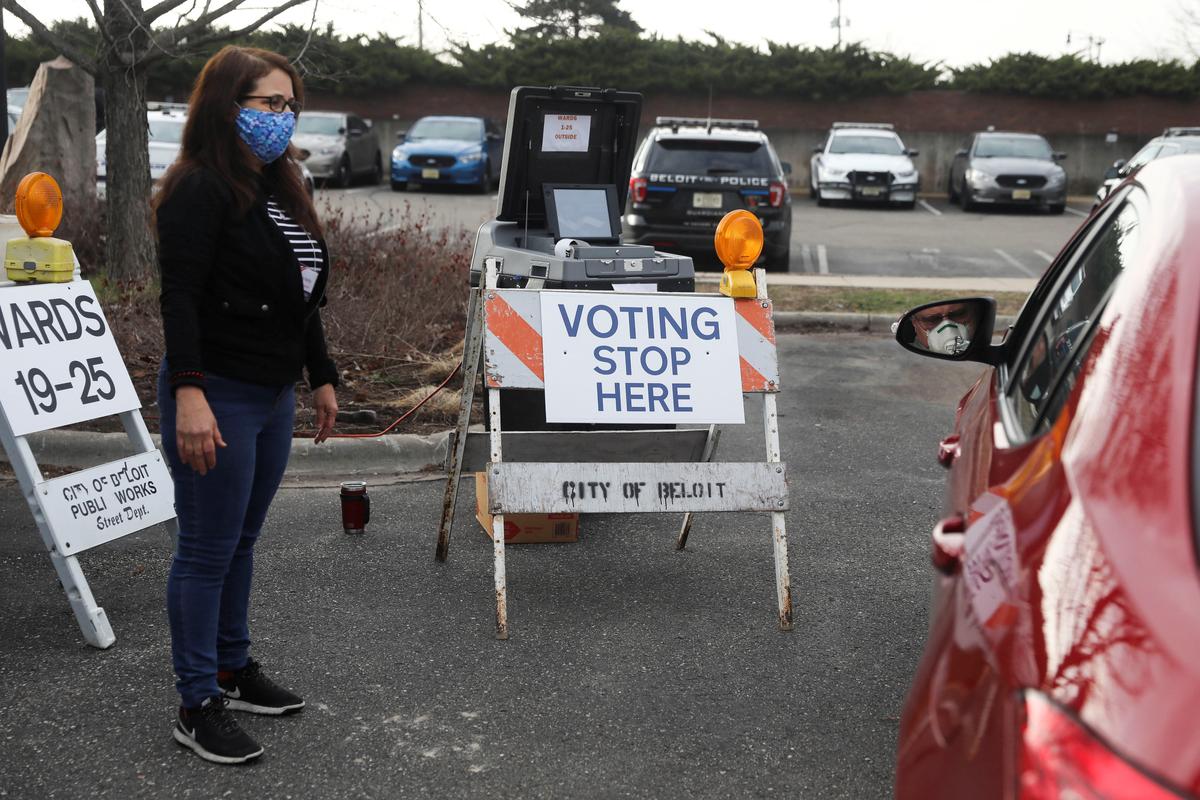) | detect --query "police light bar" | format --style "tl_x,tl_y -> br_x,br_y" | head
655,116 -> 759,132
831,121 -> 895,130
1163,126 -> 1200,137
